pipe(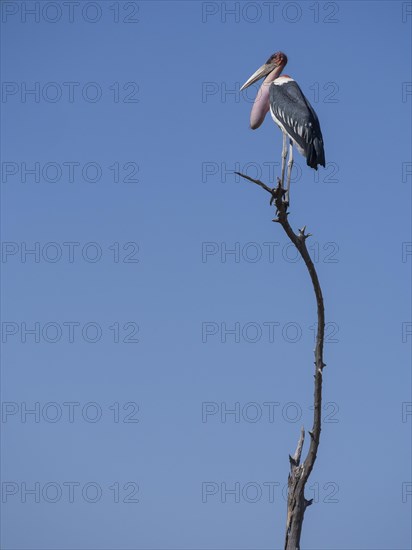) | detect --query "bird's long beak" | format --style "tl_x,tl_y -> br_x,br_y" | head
240,63 -> 276,91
